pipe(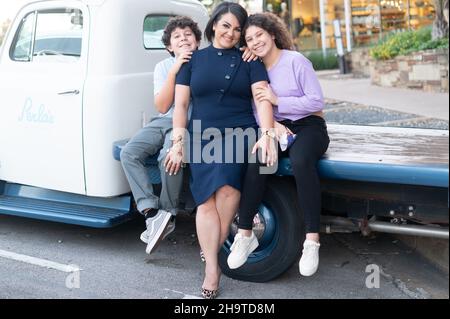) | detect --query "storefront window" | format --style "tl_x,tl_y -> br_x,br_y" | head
350,0 -> 435,48
351,0 -> 382,47
263,0 -> 292,29
323,0 -> 347,50
228,0 -> 436,51
380,0 -> 408,33
408,0 -> 435,29
290,0 -> 349,52
291,0 -> 322,51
